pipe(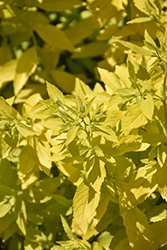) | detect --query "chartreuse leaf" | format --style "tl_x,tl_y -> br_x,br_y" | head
15,121 -> 36,137
64,17 -> 93,45
14,46 -> 38,95
72,41 -> 109,58
18,145 -> 38,182
0,213 -> 14,234
72,180 -> 100,236
66,126 -> 79,146
148,219 -> 167,249
60,215 -> 75,241
35,137 -> 52,175
15,198 -> 27,235
140,94 -> 154,120
34,0 -> 84,12
122,206 -> 150,248
120,164 -> 157,213
127,16 -> 153,24
157,159 -> 167,201
50,70 -> 76,93
46,81 -> 65,104
117,40 -> 155,57
0,59 -> 17,89
121,103 -> 147,131
34,24 -> 74,52
98,67 -> 124,92
144,30 -> 158,51
0,96 -> 19,120
92,242 -> 103,250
